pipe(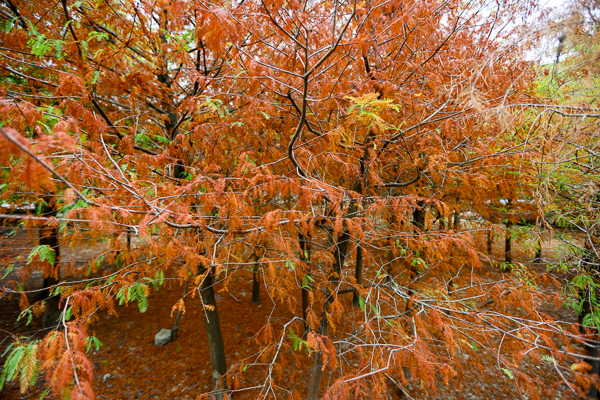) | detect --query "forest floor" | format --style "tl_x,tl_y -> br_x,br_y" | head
0,225 -> 585,400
